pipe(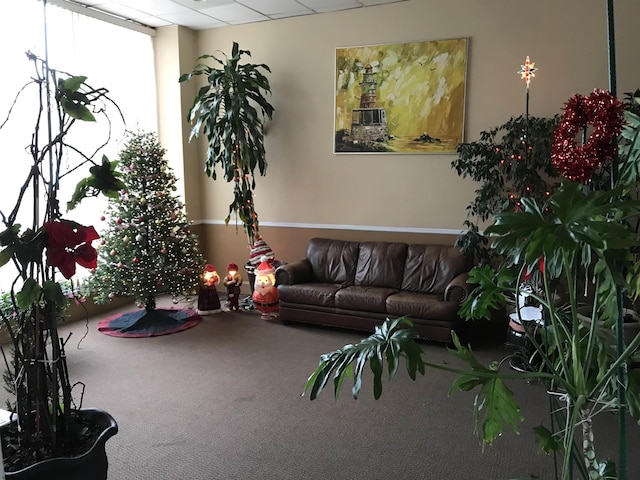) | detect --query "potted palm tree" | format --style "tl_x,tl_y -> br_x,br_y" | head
304,90 -> 640,480
0,48 -> 123,478
179,41 -> 275,250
